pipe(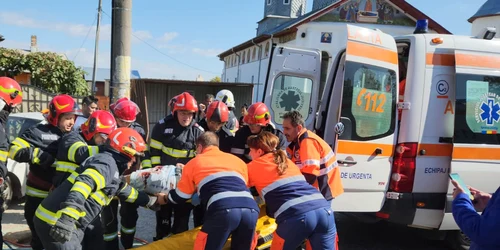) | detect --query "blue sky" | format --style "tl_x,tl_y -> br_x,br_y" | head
0,0 -> 486,80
